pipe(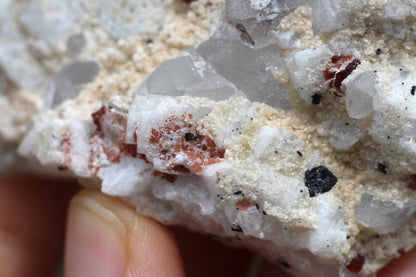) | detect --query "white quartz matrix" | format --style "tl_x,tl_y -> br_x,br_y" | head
2,0 -> 416,276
